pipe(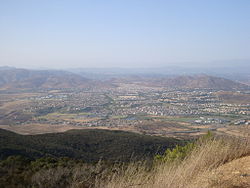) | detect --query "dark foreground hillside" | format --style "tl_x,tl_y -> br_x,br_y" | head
0,128 -> 183,188
0,128 -> 182,162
